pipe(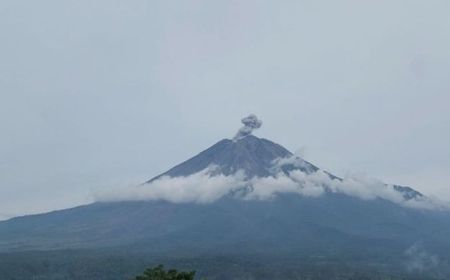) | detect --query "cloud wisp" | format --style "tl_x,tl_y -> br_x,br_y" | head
96,163 -> 447,210
404,243 -> 440,273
